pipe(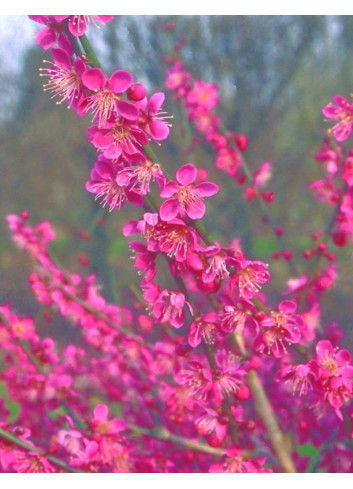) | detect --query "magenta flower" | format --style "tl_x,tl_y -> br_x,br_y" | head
85,157 -> 144,211
87,118 -> 149,162
254,300 -> 303,358
213,349 -> 247,399
29,16 -> 73,52
142,281 -> 193,328
56,15 -> 114,37
220,296 -> 259,335
137,92 -> 171,141
115,160 -> 165,195
165,61 -> 192,96
200,242 -> 239,284
91,404 -> 126,435
230,258 -> 270,299
129,241 -> 157,281
314,340 -> 353,381
322,95 -> 353,141
153,289 -> 192,329
175,361 -> 213,400
280,363 -> 314,396
194,406 -> 228,442
215,147 -> 241,177
186,80 -> 219,110
78,67 -> 138,127
188,312 -> 219,348
147,217 -> 199,262
160,163 -> 219,221
40,48 -> 86,110
308,340 -> 353,417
